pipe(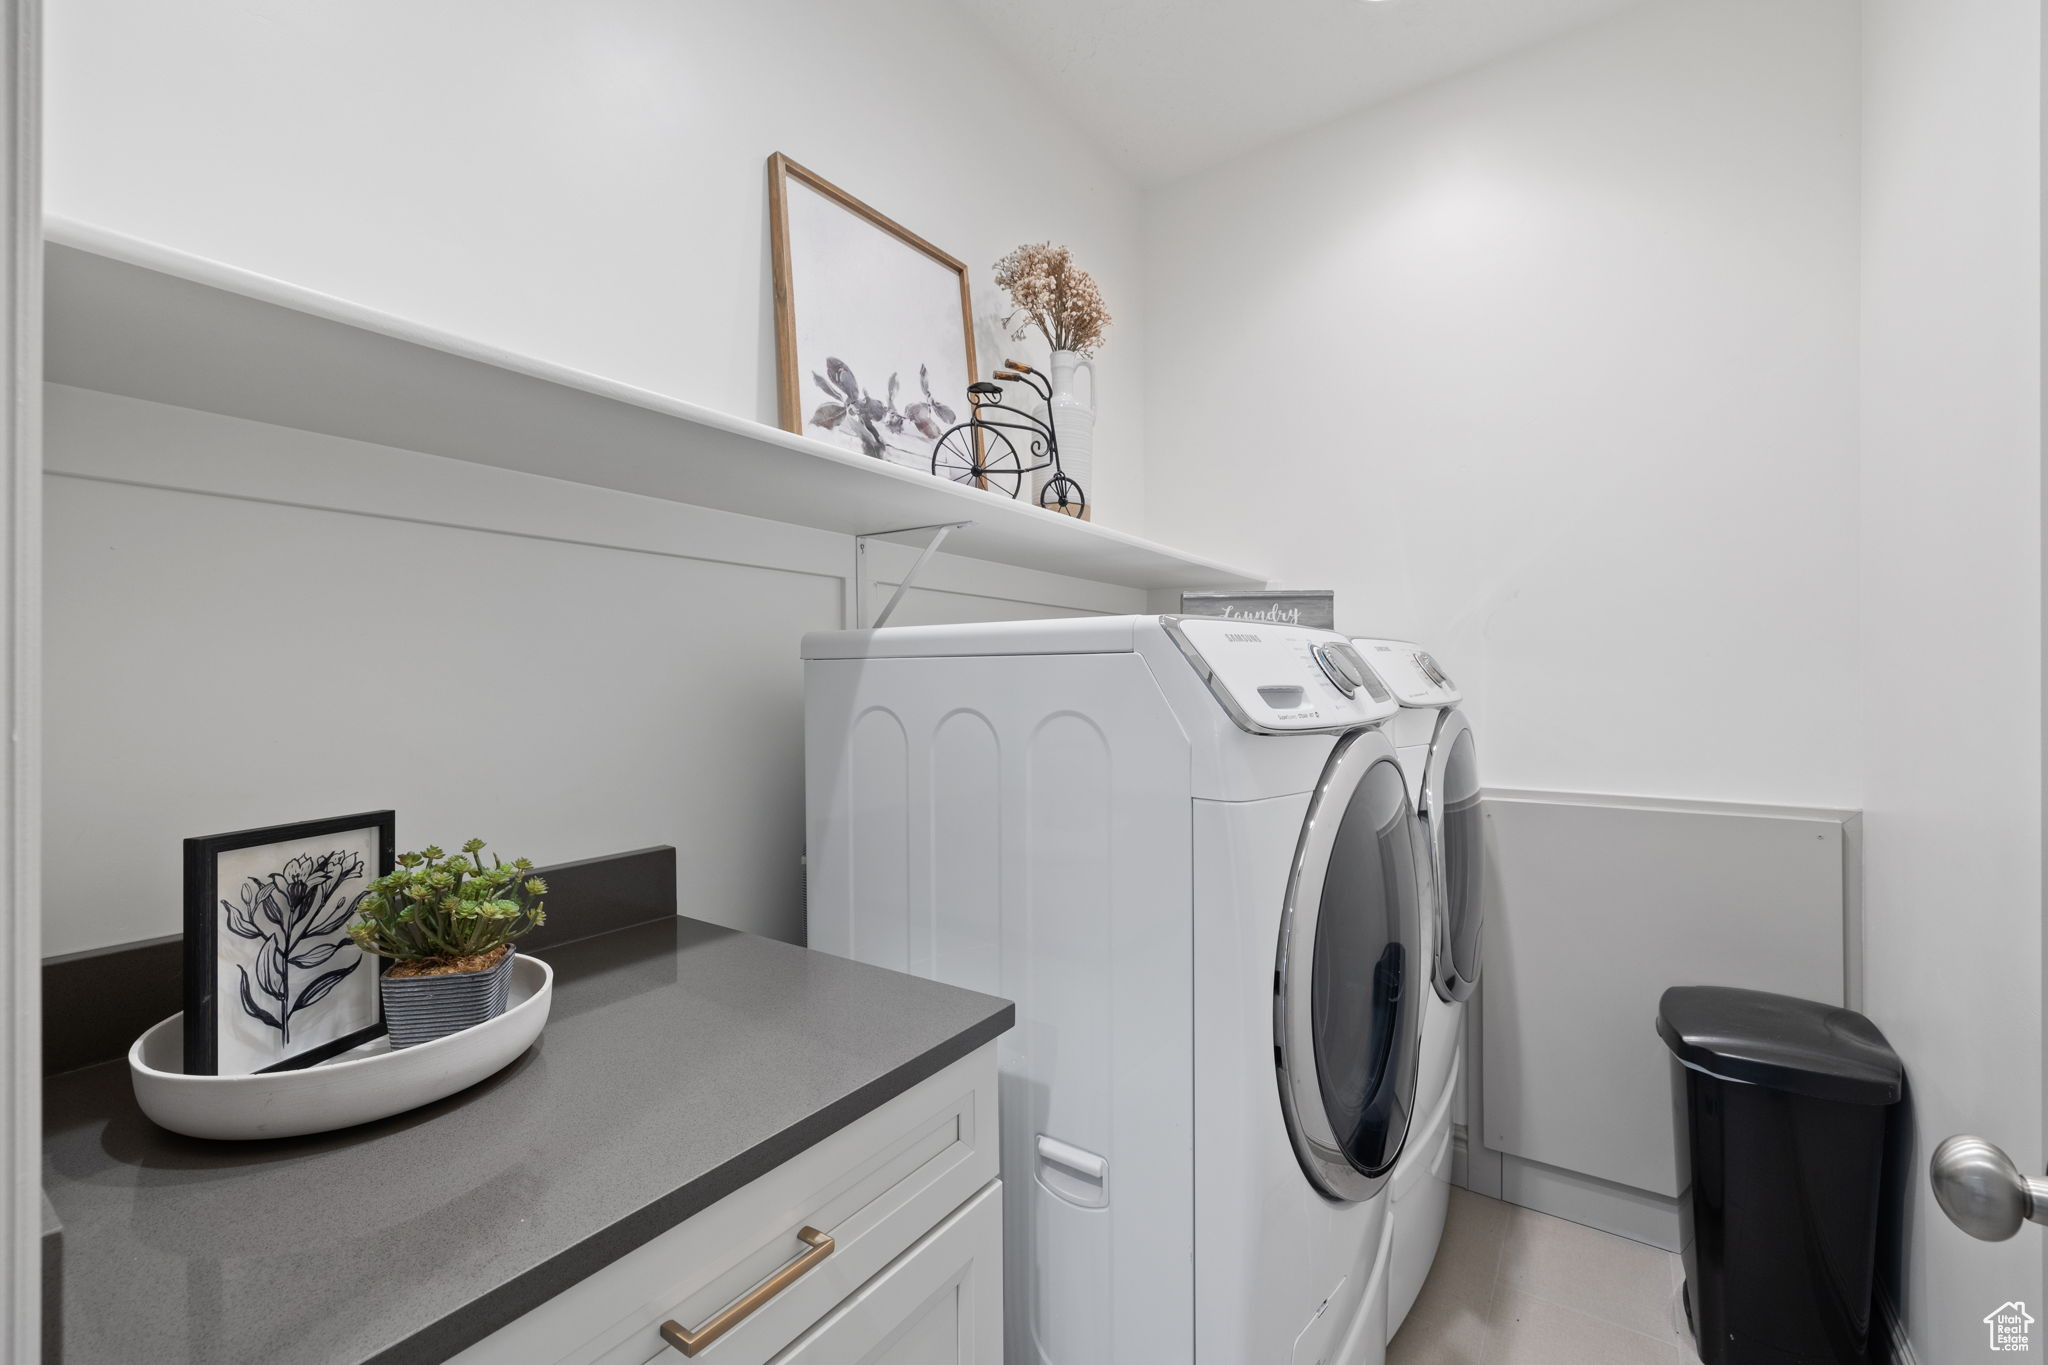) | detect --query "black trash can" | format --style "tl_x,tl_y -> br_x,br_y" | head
1657,986 -> 1903,1365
